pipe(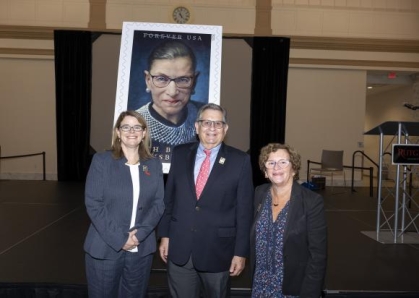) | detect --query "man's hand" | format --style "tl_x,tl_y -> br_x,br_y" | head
229,256 -> 246,276
159,237 -> 169,263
